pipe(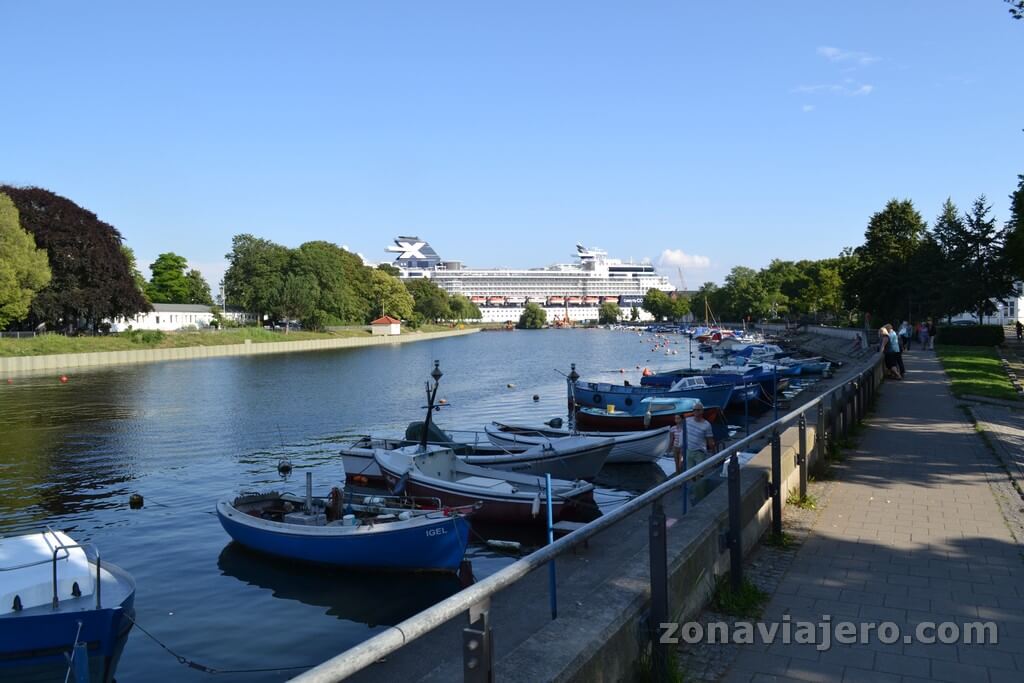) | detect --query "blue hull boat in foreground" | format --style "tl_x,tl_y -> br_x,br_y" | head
0,529 -> 135,683
217,488 -> 472,573
571,376 -> 733,413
